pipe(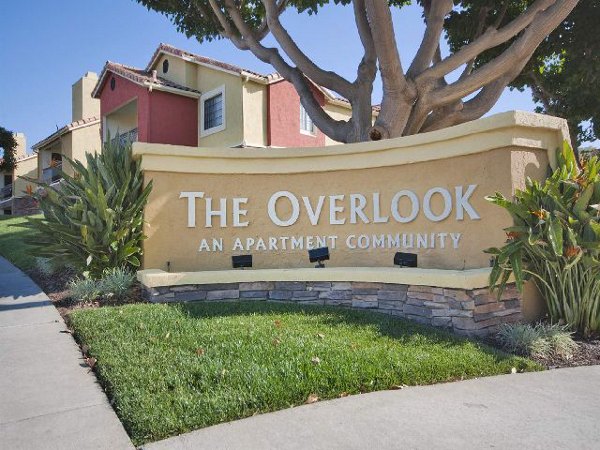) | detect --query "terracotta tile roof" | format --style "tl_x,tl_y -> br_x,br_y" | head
32,116 -> 100,150
92,61 -> 201,98
94,43 -> 378,113
148,43 -> 269,80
